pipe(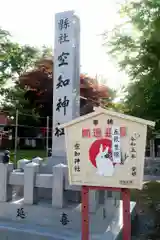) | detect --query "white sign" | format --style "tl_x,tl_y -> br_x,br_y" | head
52,11 -> 80,156
60,108 -> 155,189
111,126 -> 121,164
